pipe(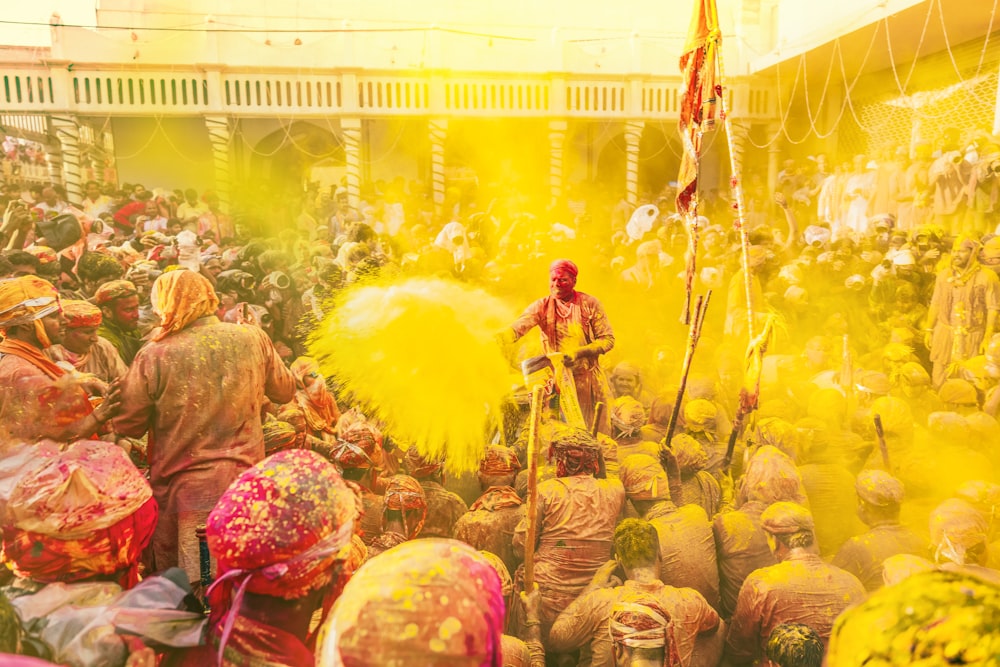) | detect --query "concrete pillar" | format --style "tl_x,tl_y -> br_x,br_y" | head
624,120 -> 644,206
429,118 -> 448,208
548,120 -> 567,208
341,118 -> 363,210
204,115 -> 232,214
50,115 -> 81,202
